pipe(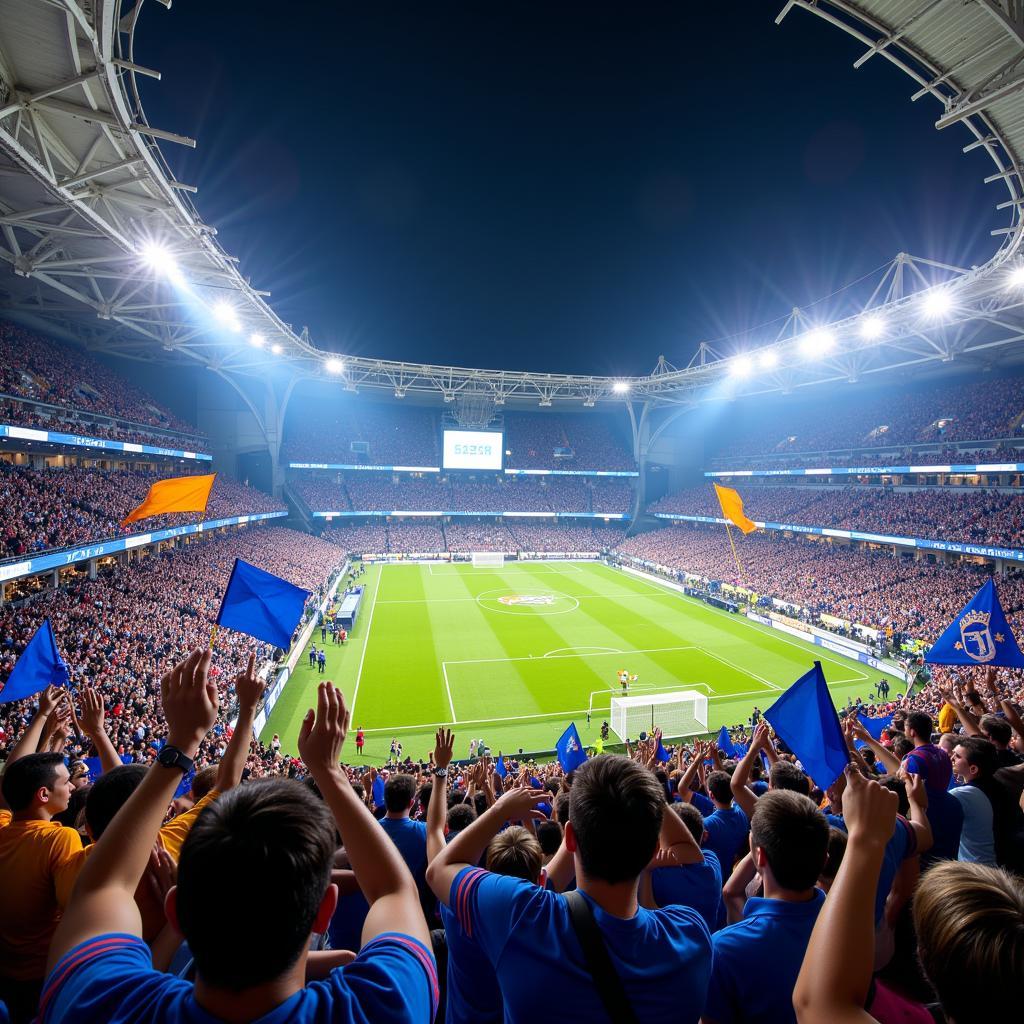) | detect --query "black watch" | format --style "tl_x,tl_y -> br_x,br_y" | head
156,745 -> 194,775
433,767 -> 449,778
